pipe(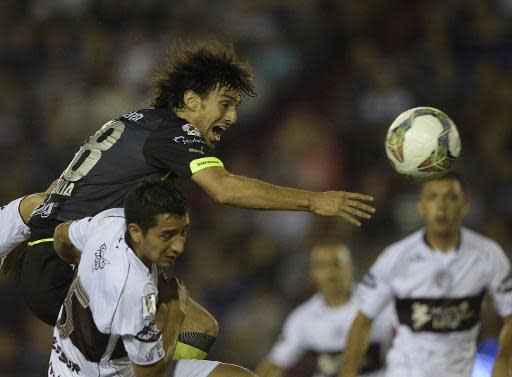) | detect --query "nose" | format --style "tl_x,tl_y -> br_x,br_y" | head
225,107 -> 237,125
171,236 -> 186,256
